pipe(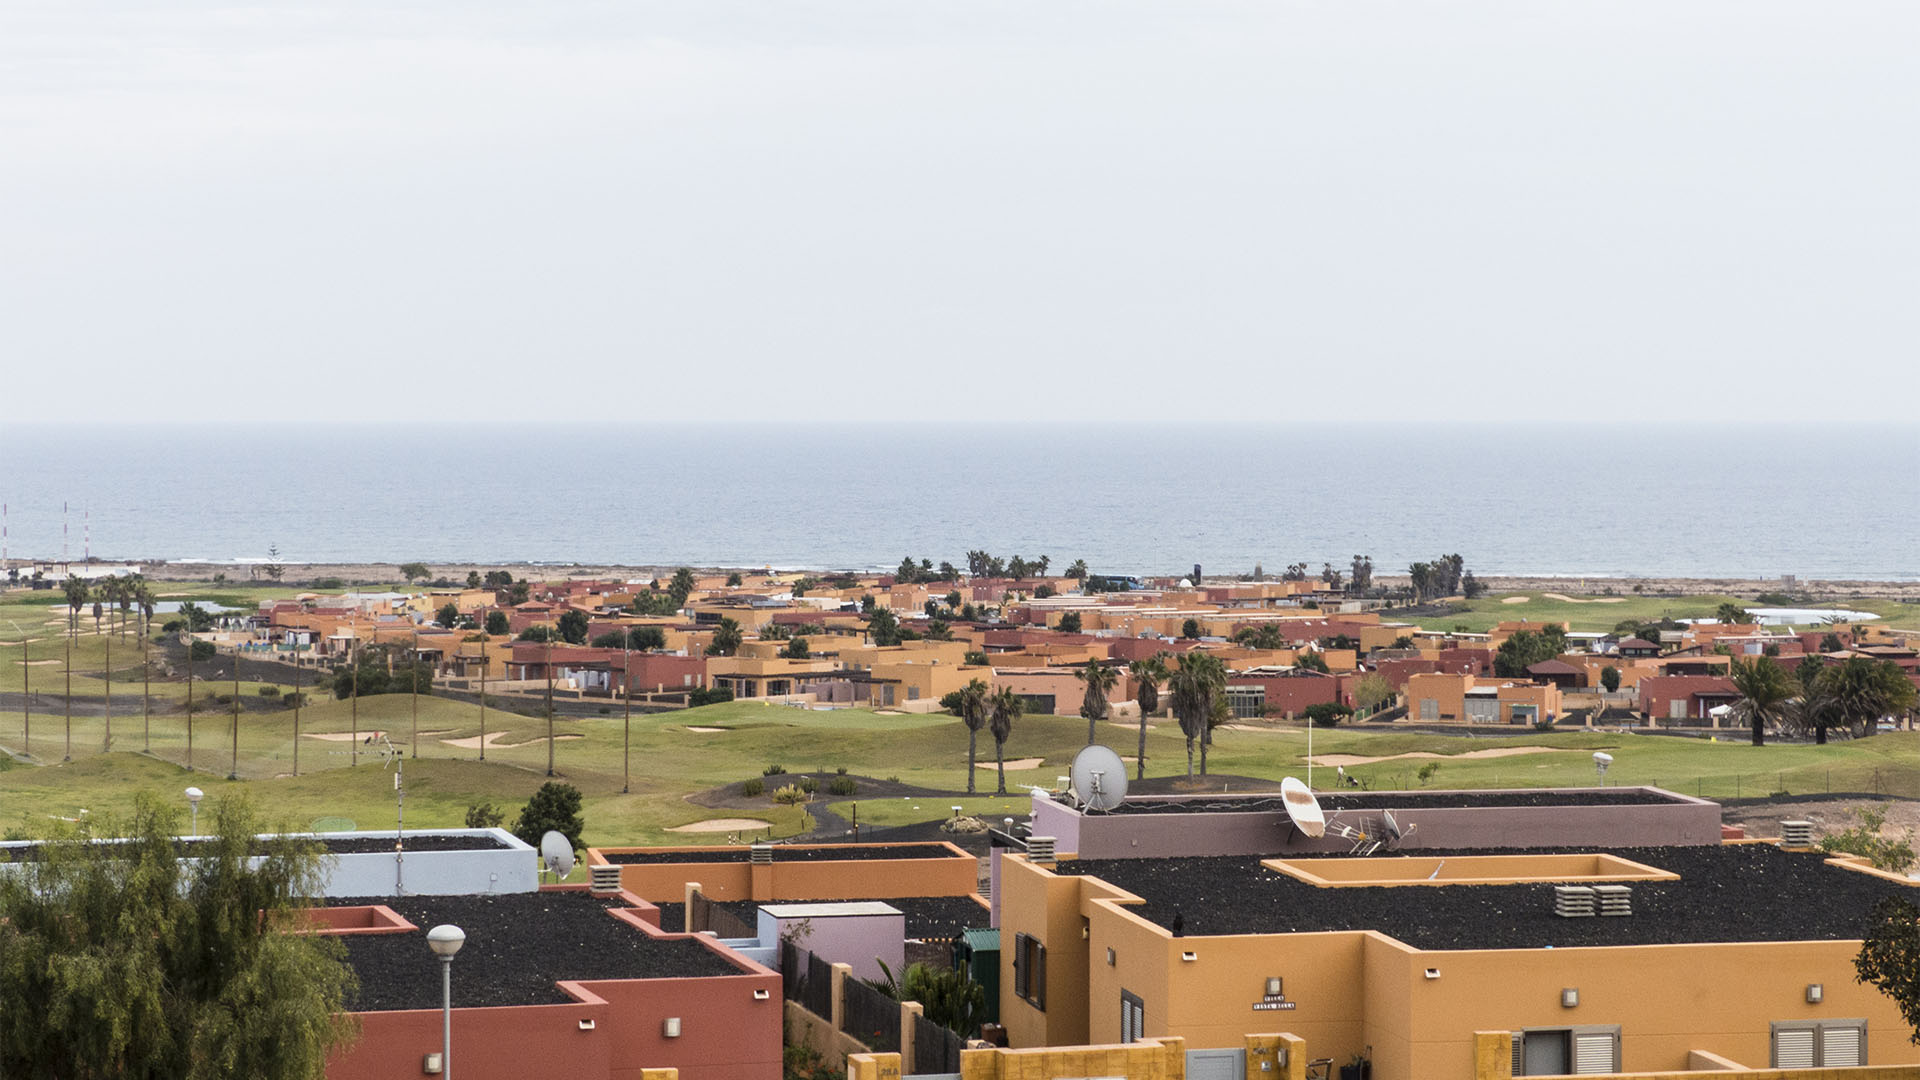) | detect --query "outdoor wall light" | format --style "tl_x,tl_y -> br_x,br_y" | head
1424,968 -> 1441,980
1265,977 -> 1283,997
577,1019 -> 595,1031
422,1052 -> 443,1075
663,1017 -> 682,1038
1561,988 -> 1580,1008
754,989 -> 772,1000
1106,948 -> 1116,966
1807,984 -> 1824,1004
1181,951 -> 1198,962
